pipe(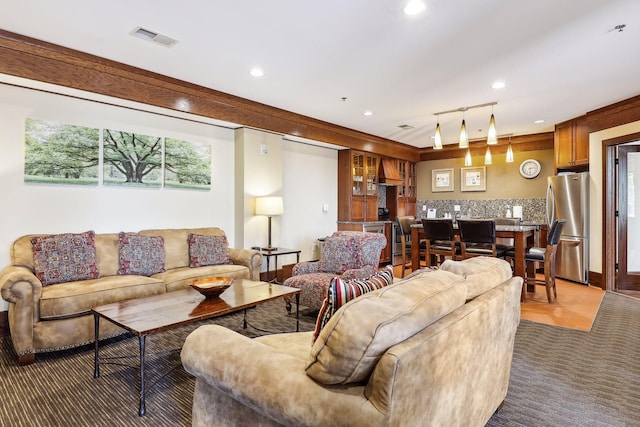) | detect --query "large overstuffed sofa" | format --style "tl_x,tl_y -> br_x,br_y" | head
181,257 -> 522,427
0,227 -> 262,365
